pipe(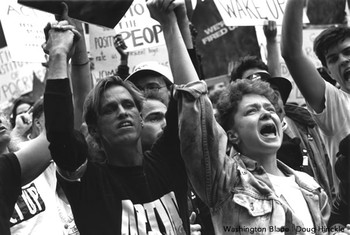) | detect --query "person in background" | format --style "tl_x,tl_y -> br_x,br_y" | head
281,0 -> 350,193
328,134 -> 350,233
10,98 -> 79,235
114,34 -> 130,80
0,111 -> 51,235
126,61 -> 173,107
140,97 -> 167,151
10,95 -> 34,141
